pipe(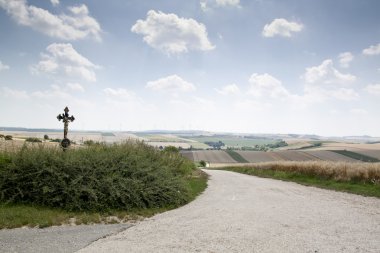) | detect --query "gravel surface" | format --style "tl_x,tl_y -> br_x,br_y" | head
78,169 -> 380,253
0,224 -> 132,253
